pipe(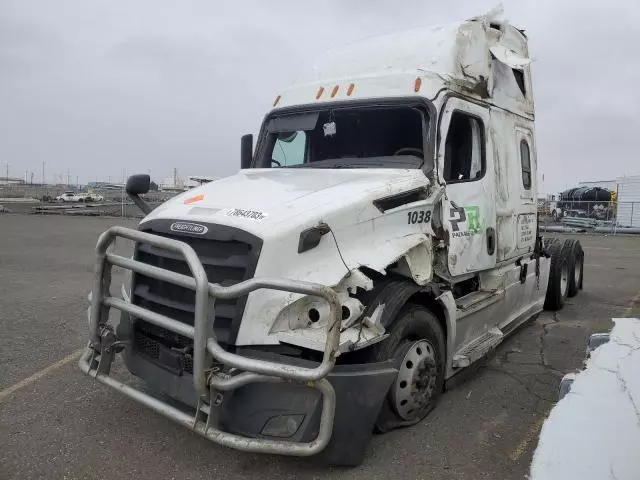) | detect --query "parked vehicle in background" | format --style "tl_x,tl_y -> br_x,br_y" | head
56,191 -> 83,202
55,191 -> 104,203
83,192 -> 104,202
